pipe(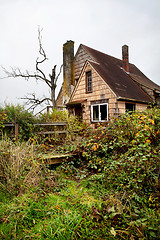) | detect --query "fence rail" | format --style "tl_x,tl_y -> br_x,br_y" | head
33,122 -> 67,136
2,122 -> 67,140
34,122 -> 67,126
